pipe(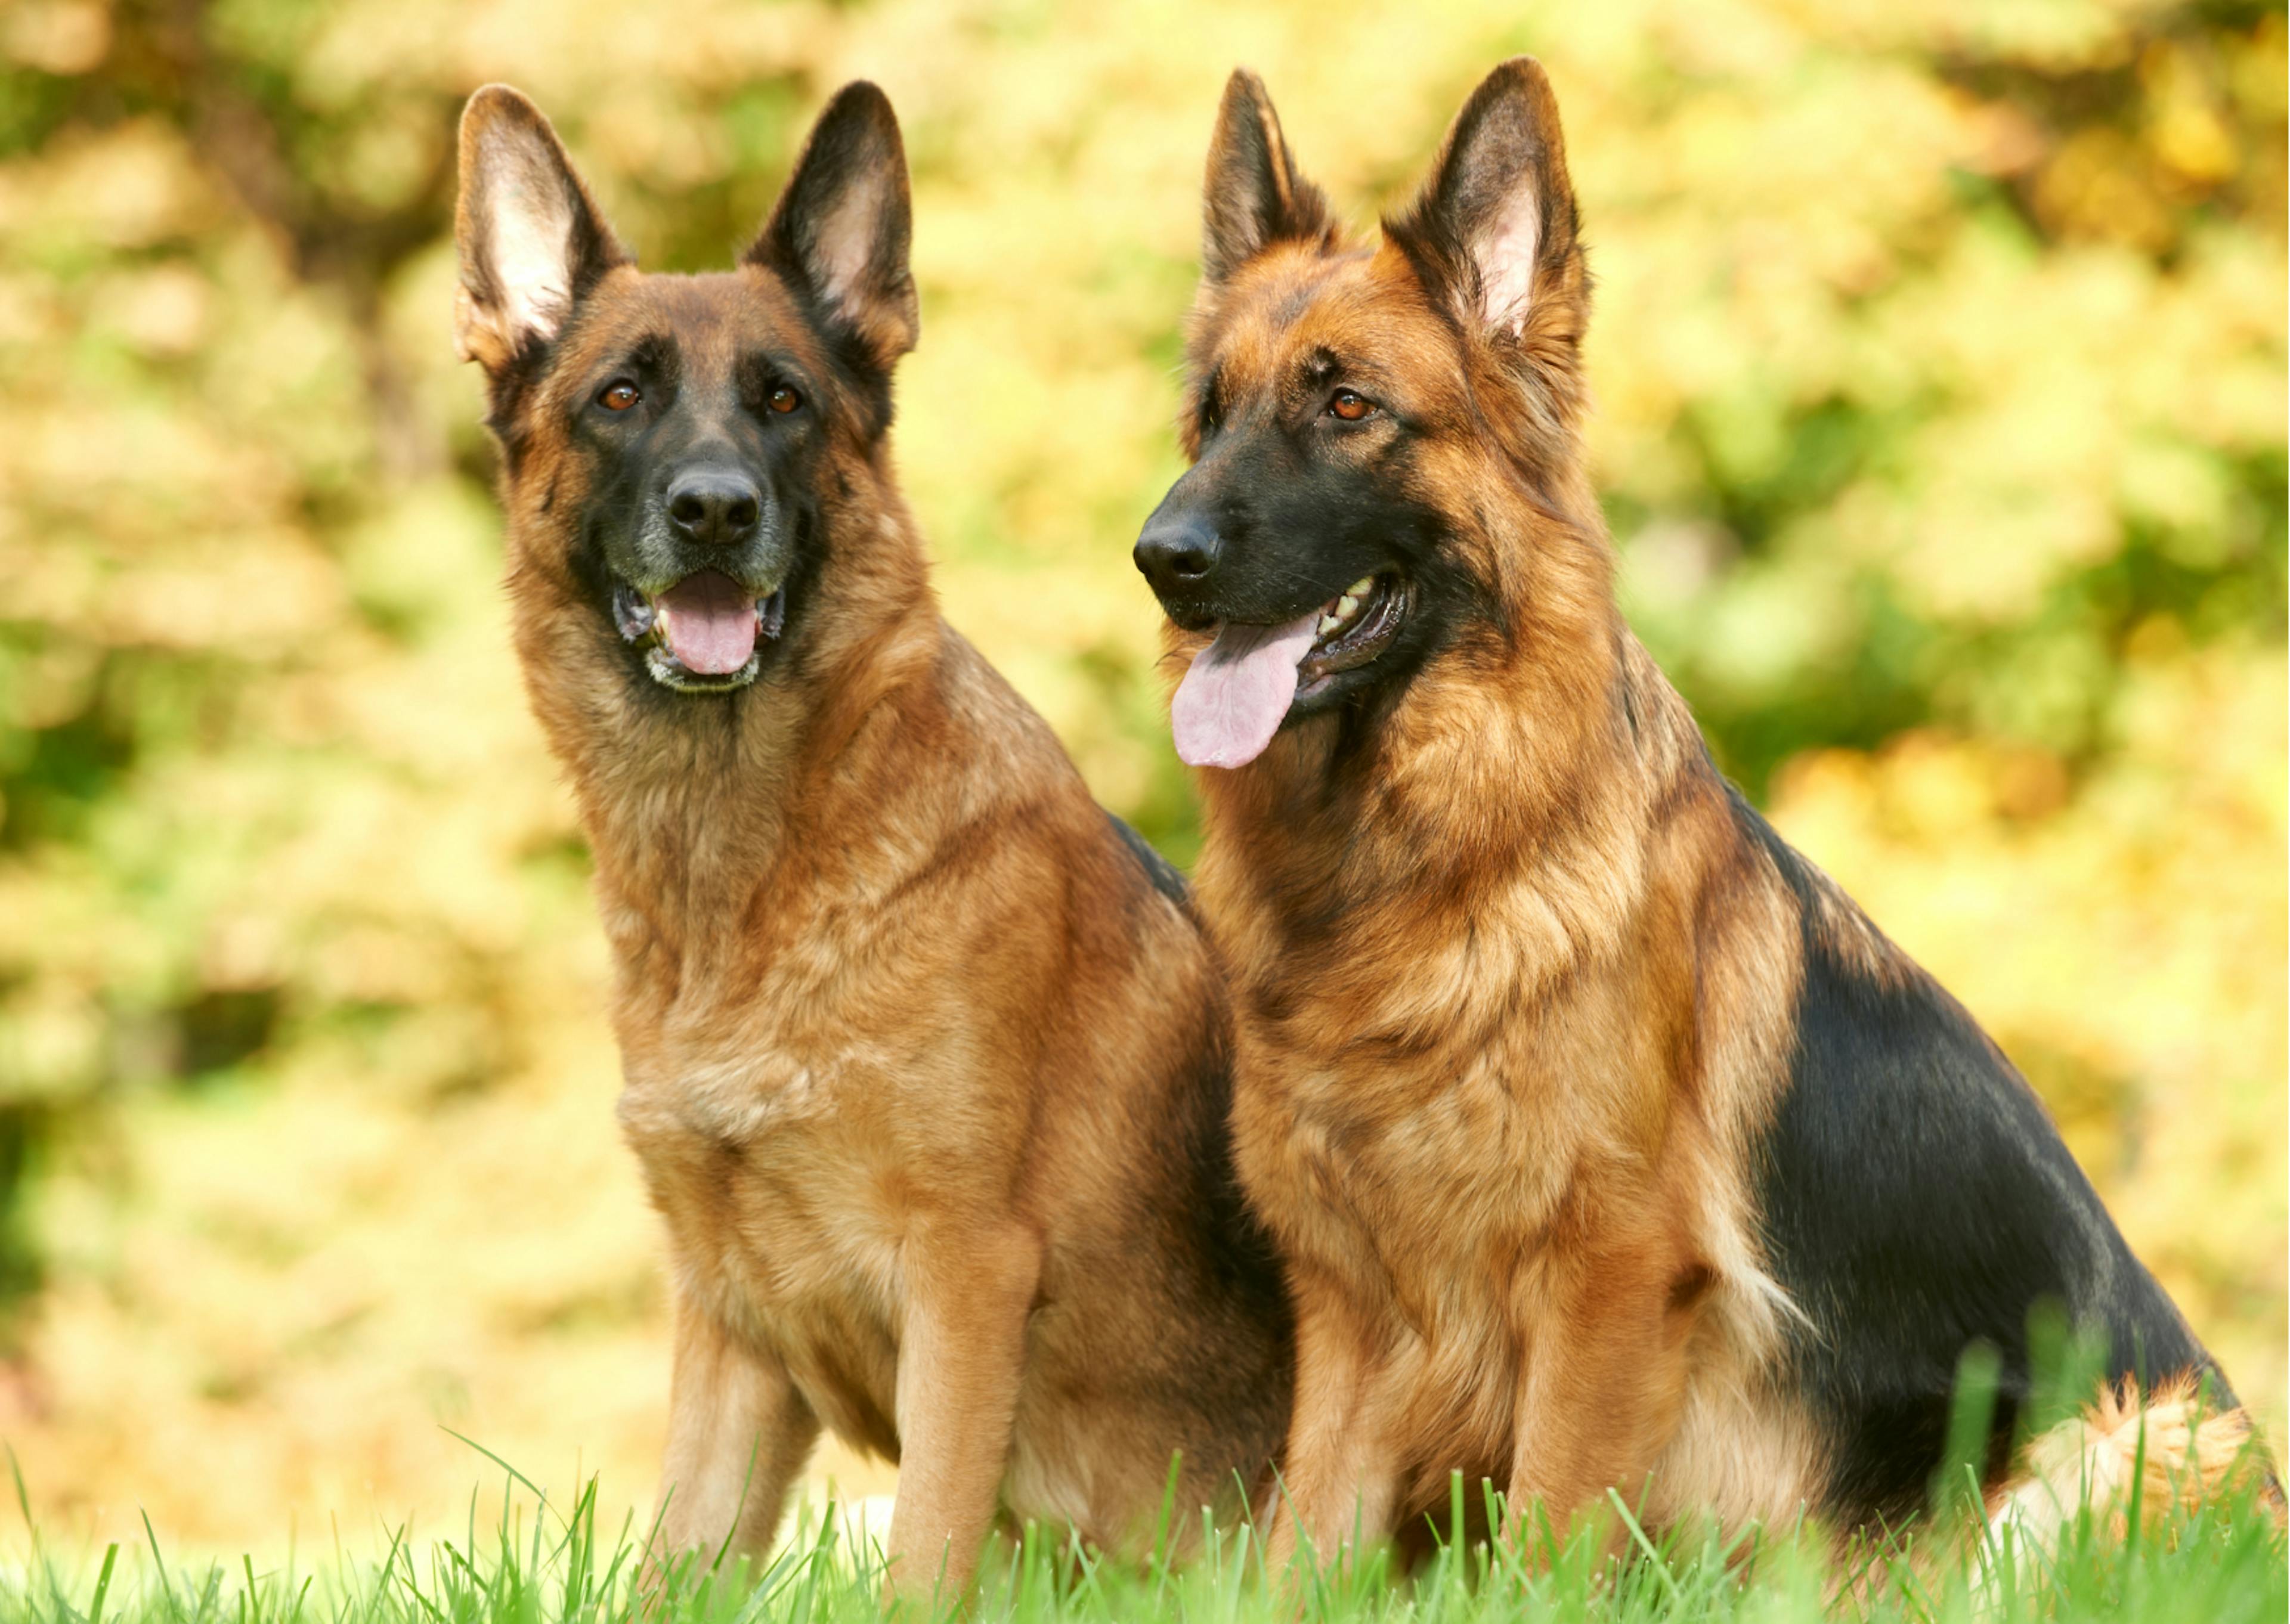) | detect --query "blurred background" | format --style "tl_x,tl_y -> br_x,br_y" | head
0,0 -> 2280,1554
